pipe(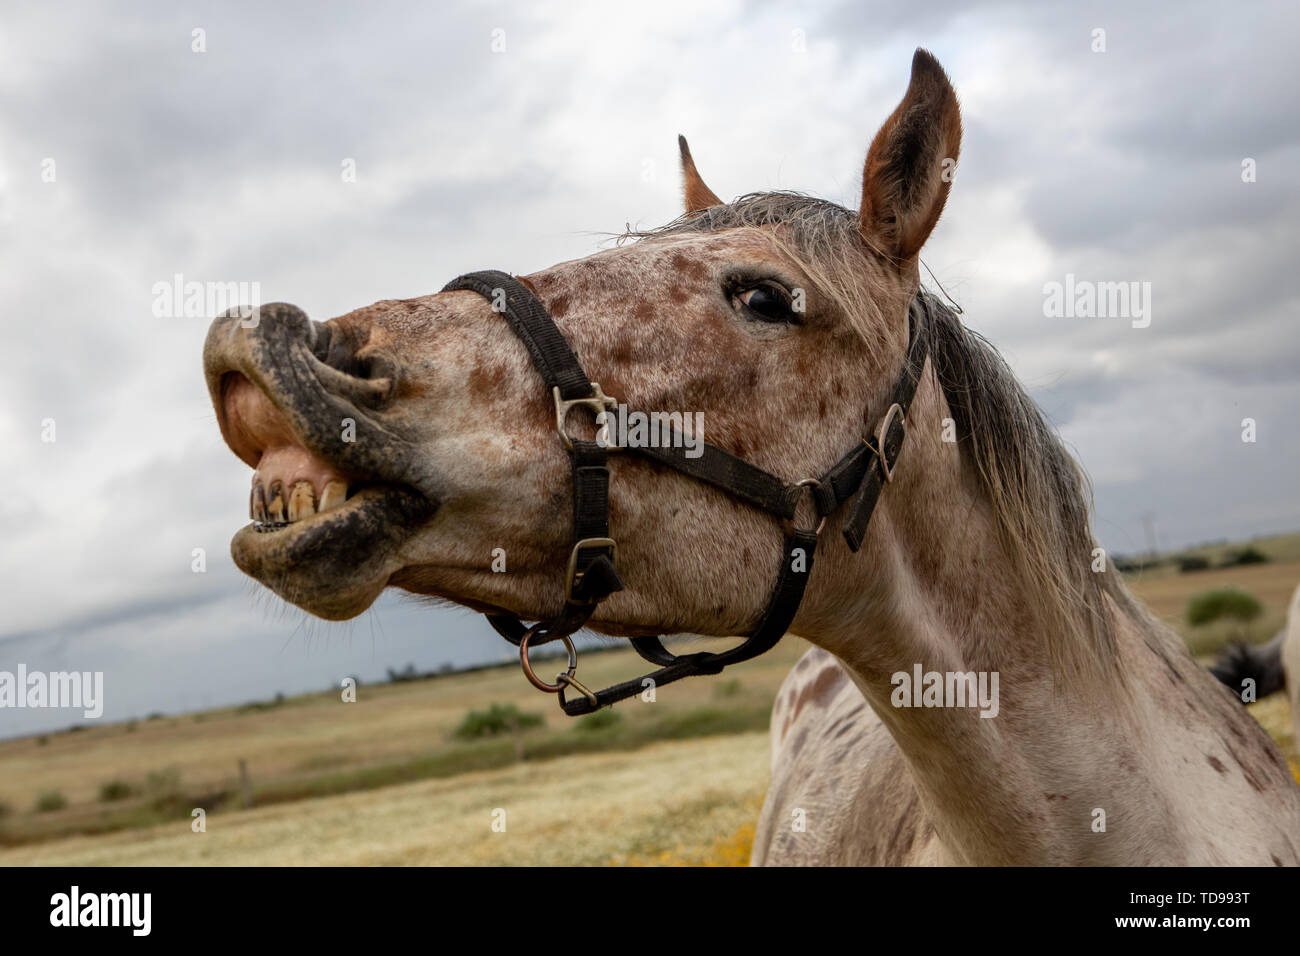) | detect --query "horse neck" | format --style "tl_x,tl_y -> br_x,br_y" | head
798,373 -> 1162,864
